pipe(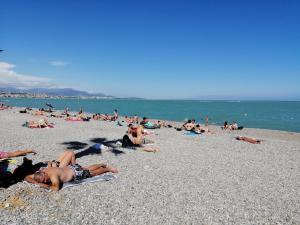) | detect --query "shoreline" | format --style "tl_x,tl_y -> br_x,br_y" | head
1,107 -> 300,224
2,98 -> 300,133
11,106 -> 300,139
